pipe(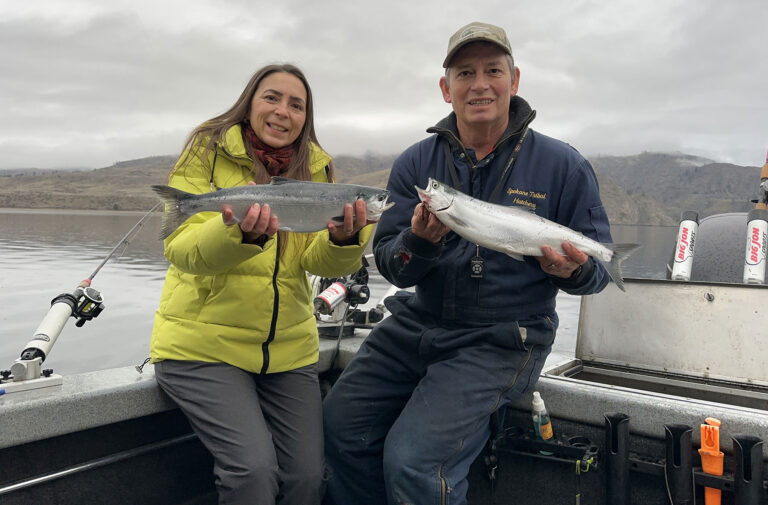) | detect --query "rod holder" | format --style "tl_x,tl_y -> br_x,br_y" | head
664,424 -> 693,505
605,412 -> 630,505
732,435 -> 765,505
